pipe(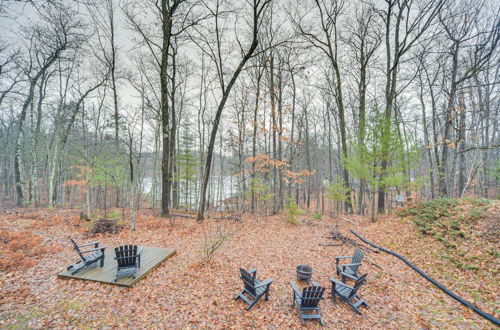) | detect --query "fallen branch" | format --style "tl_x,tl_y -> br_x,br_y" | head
213,214 -> 242,222
322,229 -> 378,252
171,213 -> 197,219
331,214 -> 357,226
